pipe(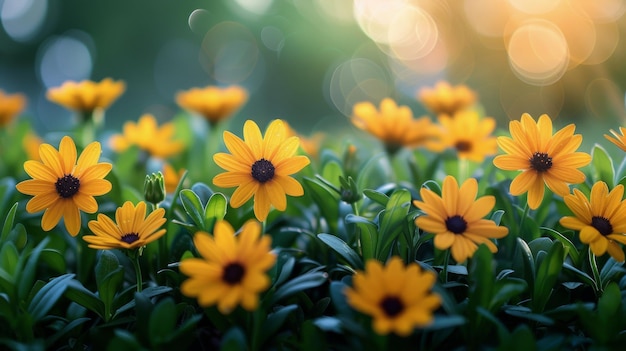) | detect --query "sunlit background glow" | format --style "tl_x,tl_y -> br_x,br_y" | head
1,0 -> 626,135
